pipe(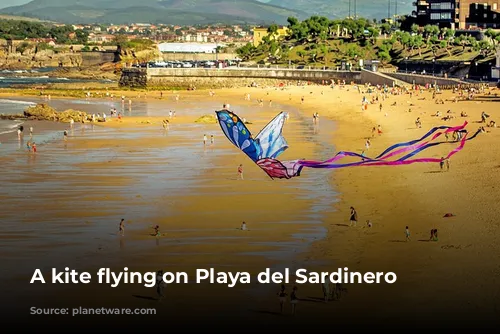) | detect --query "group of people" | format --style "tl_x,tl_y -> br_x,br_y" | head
17,125 -> 37,152
371,125 -> 382,138
312,112 -> 320,124
440,157 -> 451,171
278,284 -> 299,315
322,281 -> 346,302
350,208 -> 438,243
203,134 -> 215,146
